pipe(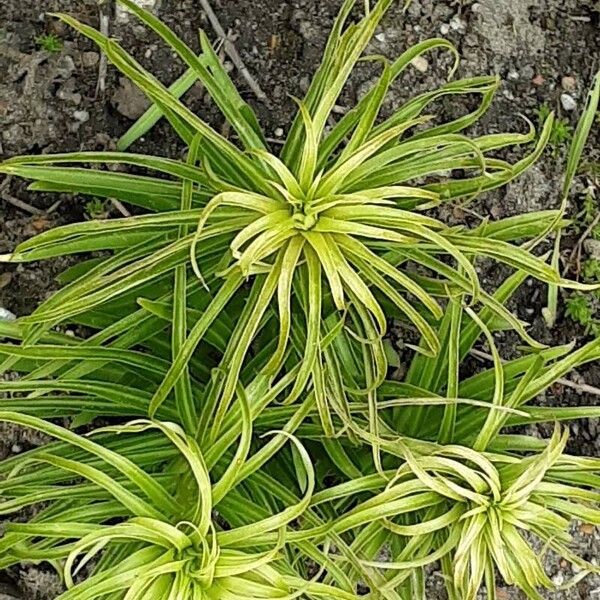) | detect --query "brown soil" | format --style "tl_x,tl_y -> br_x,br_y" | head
1,0 -> 599,598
